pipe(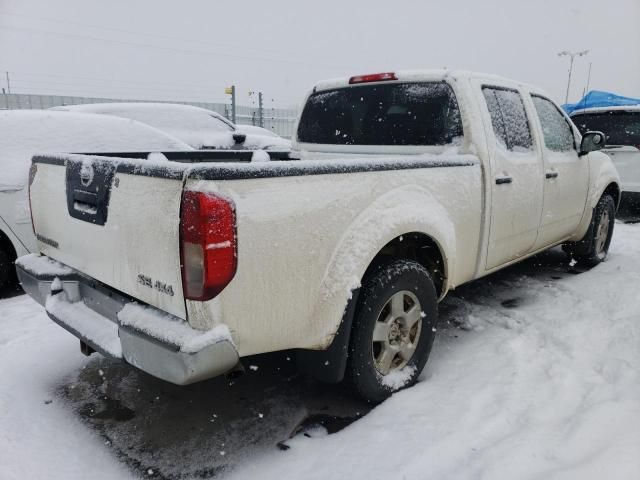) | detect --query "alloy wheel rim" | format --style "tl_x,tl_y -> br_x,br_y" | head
371,290 -> 423,375
595,209 -> 610,256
